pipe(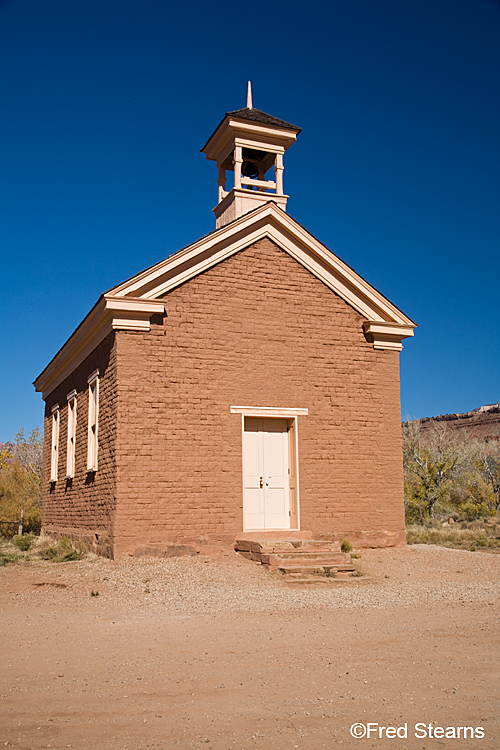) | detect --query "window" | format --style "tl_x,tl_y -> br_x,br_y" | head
87,370 -> 99,472
66,390 -> 77,478
50,404 -> 59,482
